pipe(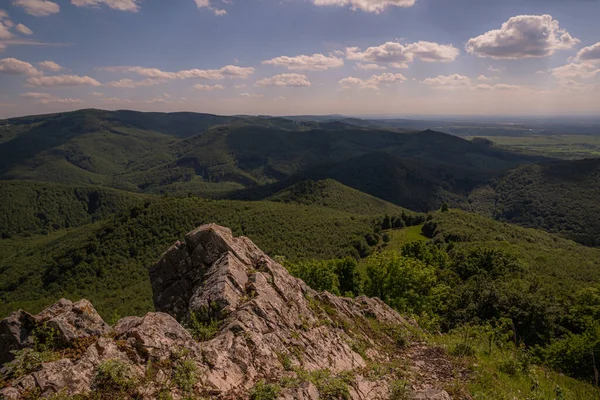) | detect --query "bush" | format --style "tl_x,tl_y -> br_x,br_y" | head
186,312 -> 220,342
250,380 -> 281,400
91,359 -> 137,398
